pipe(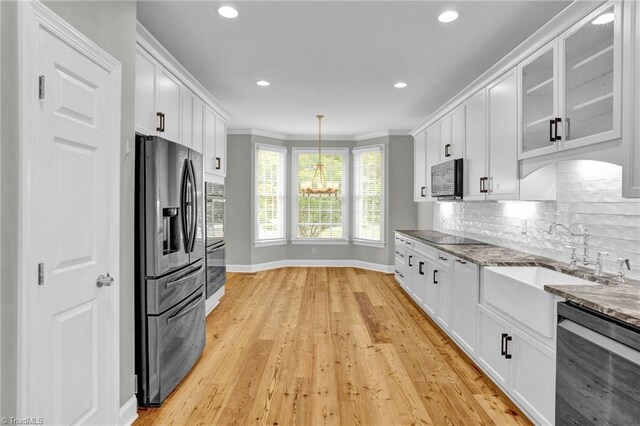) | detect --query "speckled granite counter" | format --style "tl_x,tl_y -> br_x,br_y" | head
396,230 -> 640,327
